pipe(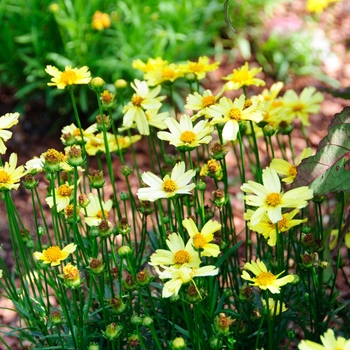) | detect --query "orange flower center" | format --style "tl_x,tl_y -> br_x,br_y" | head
45,148 -> 61,163
292,102 -> 304,111
180,131 -> 196,144
162,68 -> 175,79
57,184 -> 72,197
131,95 -> 144,107
243,99 -> 253,109
174,250 -> 190,265
61,70 -> 77,85
289,165 -> 297,177
90,140 -> 102,147
192,233 -> 206,249
233,70 -> 249,82
202,95 -> 216,108
96,209 -> 108,219
229,107 -> 241,121
257,271 -> 276,286
163,179 -> 177,193
0,170 -> 10,183
278,217 -> 288,231
44,246 -> 62,262
265,192 -> 282,207
189,62 -> 205,72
